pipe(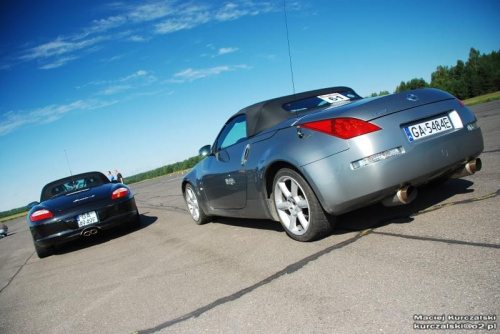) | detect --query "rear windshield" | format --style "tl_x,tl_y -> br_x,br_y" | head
282,91 -> 361,113
41,173 -> 107,201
